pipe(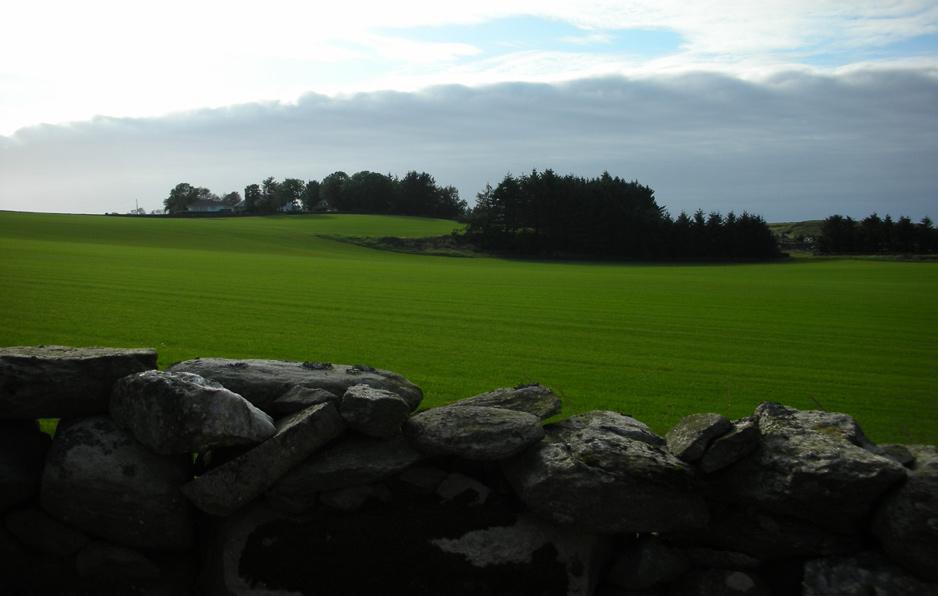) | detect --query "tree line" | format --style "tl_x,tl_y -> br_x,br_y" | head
162,184 -> 241,214
465,170 -> 781,260
163,170 -> 466,219
817,214 -> 938,254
